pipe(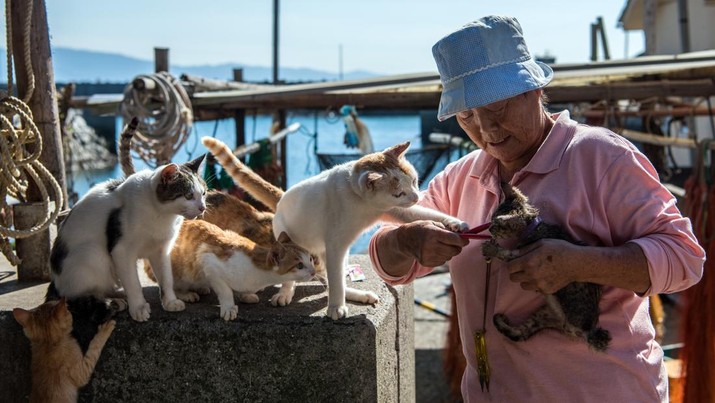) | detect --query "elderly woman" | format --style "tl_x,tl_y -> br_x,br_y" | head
369,15 -> 704,402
